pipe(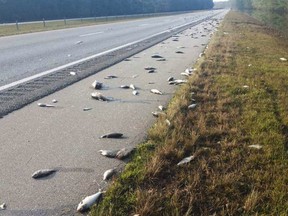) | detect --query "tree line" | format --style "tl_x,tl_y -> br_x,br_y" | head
0,0 -> 214,23
231,0 -> 288,11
